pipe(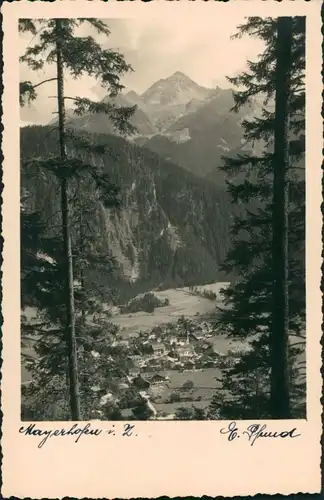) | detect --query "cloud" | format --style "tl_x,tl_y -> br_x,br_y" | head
19,17 -> 264,124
